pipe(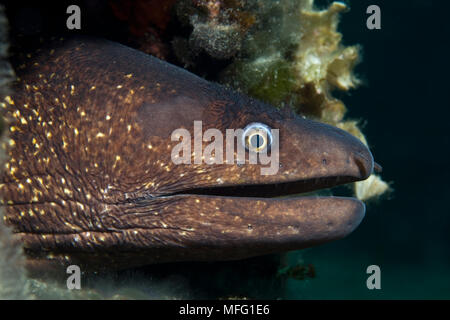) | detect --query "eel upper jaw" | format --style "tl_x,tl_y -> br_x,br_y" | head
166,149 -> 375,199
